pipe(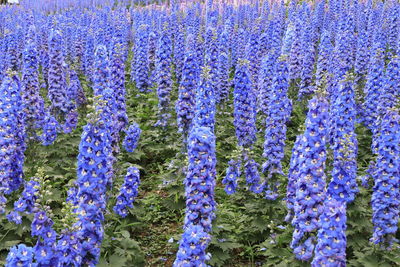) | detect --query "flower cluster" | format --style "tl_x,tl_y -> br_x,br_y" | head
204,28 -> 219,101
31,210 -> 58,266
288,19 -> 303,80
378,56 -> 400,115
41,113 -> 58,146
9,178 -> 40,223
47,29 -> 68,115
176,39 -> 198,136
291,95 -> 329,261
22,28 -> 46,134
174,26 -> 185,83
257,54 -> 275,115
5,30 -> 20,72
6,244 -> 34,267
328,77 -> 358,203
67,69 -> 86,107
148,30 -> 158,87
311,198 -> 347,267
93,45 -> 110,97
233,59 -> 257,148
155,28 -> 173,127
247,32 -> 260,87
173,225 -> 211,267
133,24 -> 150,92
110,37 -> 129,133
113,166 -> 141,217
0,75 -> 25,206
244,157 -> 262,194
298,22 -> 316,99
362,48 -> 385,130
354,25 -> 370,81
193,67 -> 216,132
183,126 -> 216,232
83,30 -> 95,82
123,122 -> 141,153
73,117 -> 113,265
285,135 -> 304,222
217,30 -> 230,101
370,109 -> 400,246
175,126 -> 216,265
262,58 -> 292,176
315,31 -> 333,89
222,159 -> 241,195
56,231 -> 83,266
